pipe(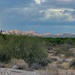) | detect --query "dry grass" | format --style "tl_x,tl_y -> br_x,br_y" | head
60,62 -> 70,70
3,58 -> 29,70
